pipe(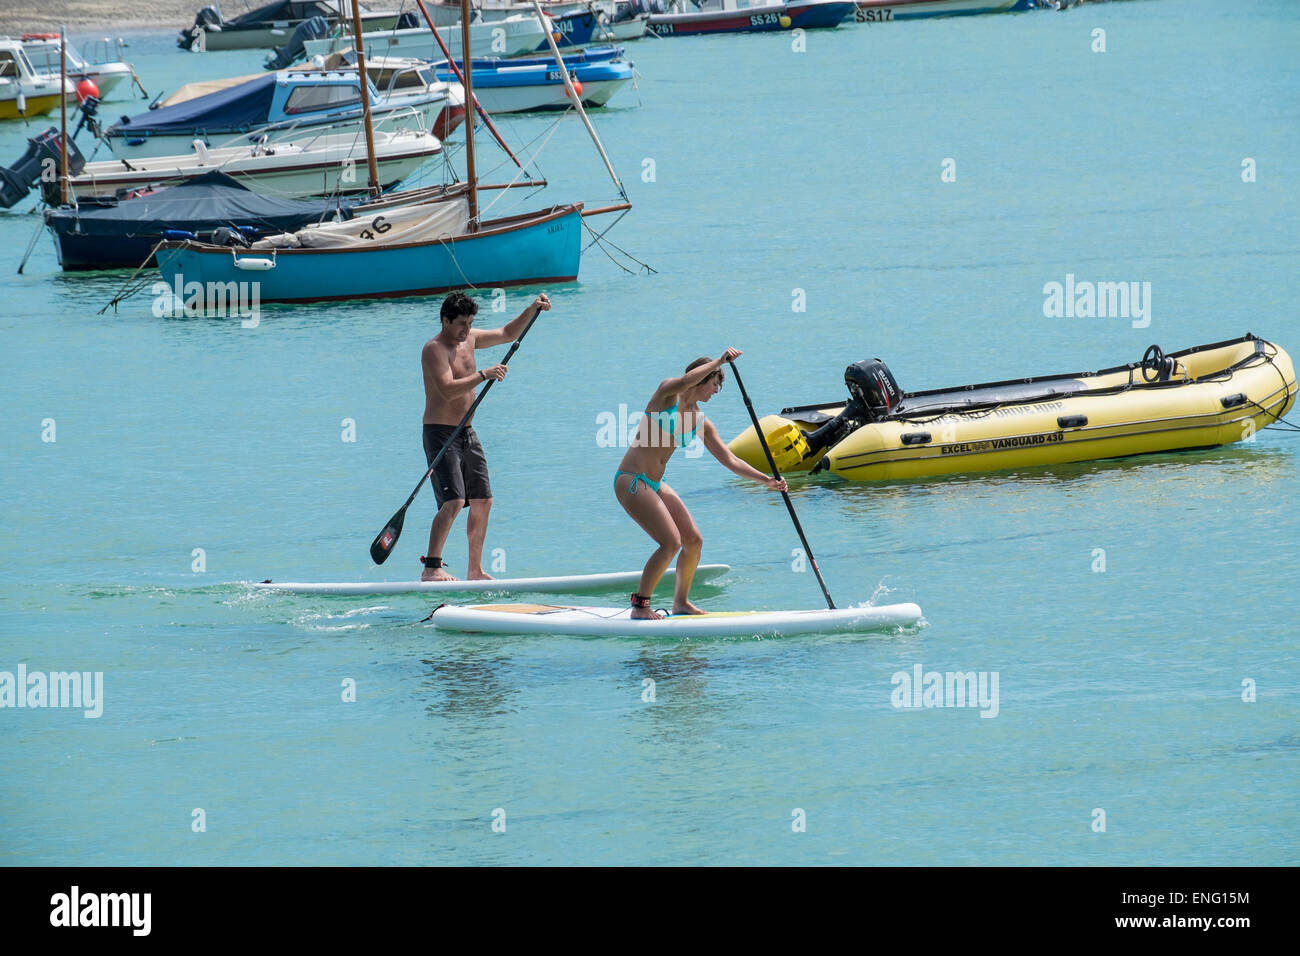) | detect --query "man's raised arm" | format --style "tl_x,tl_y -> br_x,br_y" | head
474,293 -> 551,349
